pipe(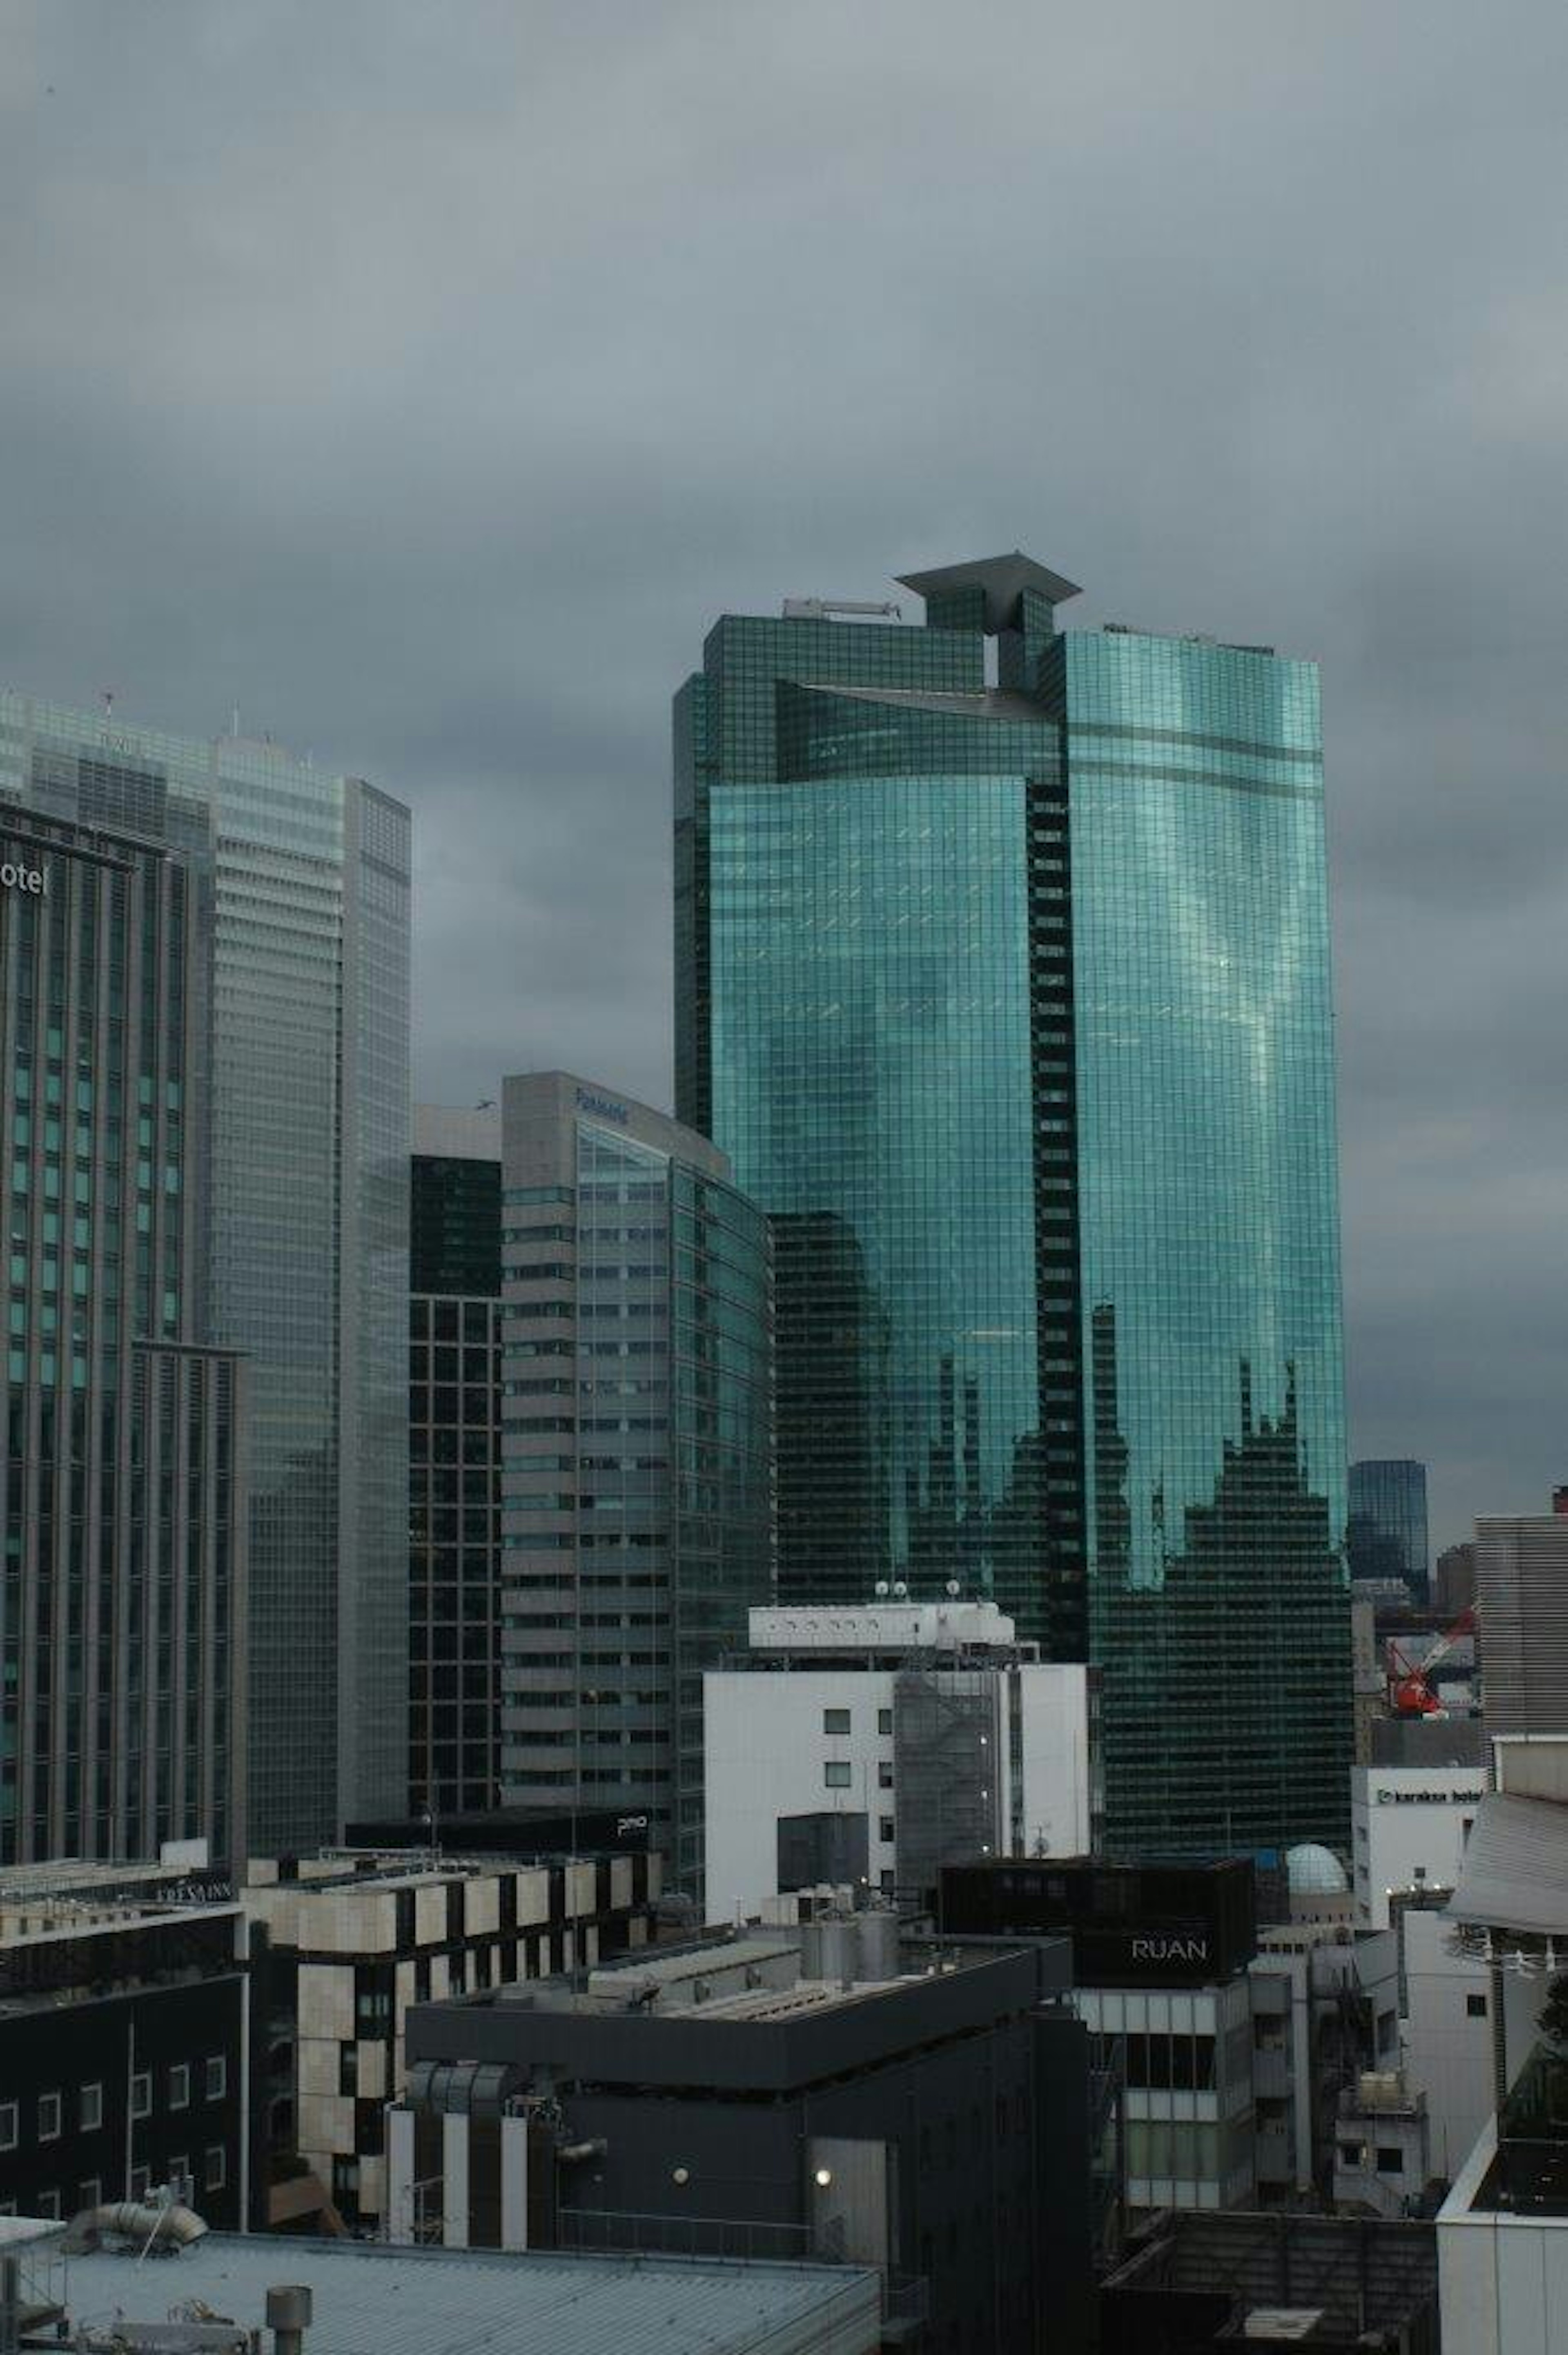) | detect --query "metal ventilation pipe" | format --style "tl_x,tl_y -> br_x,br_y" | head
266,2283 -> 313,2355
70,2200 -> 209,2249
